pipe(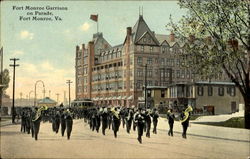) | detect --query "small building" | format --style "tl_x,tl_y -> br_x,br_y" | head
167,81 -> 244,114
144,86 -> 169,107
37,97 -> 57,107
146,81 -> 244,115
